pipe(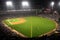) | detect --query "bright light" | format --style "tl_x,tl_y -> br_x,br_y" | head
58,2 -> 60,6
6,1 -> 15,10
6,1 -> 13,6
22,1 -> 29,7
50,2 -> 54,6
